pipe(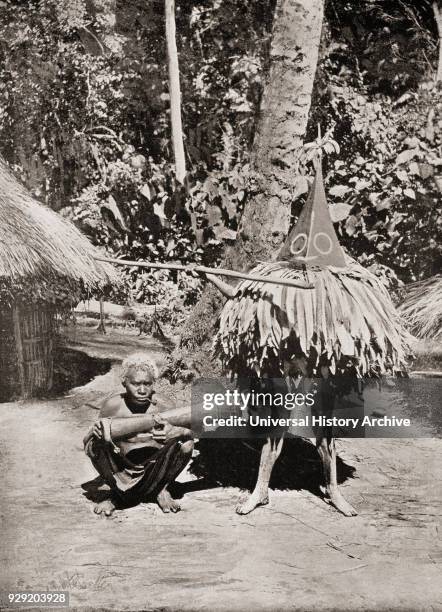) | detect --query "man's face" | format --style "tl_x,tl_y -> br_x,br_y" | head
124,367 -> 154,405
